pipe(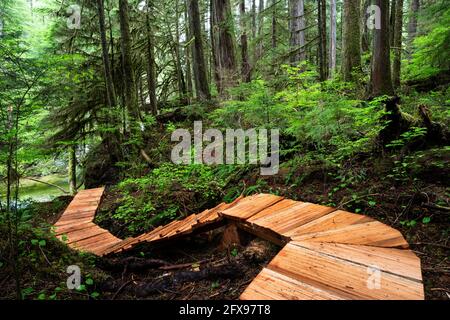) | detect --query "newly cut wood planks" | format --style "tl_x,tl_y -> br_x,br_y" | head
290,241 -> 423,281
291,221 -> 409,248
240,268 -> 347,300
263,243 -> 424,300
54,190 -> 424,300
249,202 -> 336,235
219,194 -> 284,221
284,210 -> 374,238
